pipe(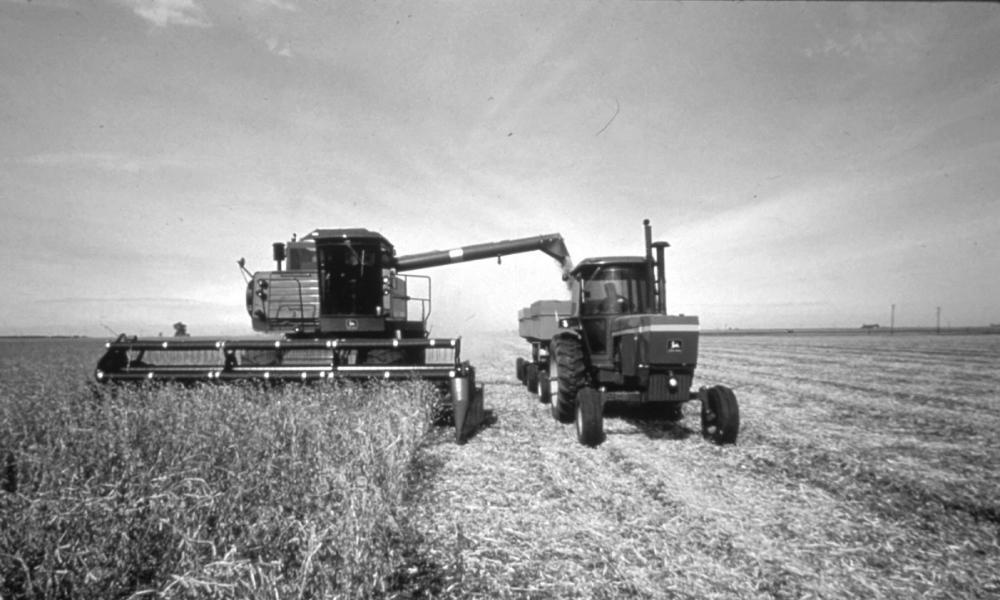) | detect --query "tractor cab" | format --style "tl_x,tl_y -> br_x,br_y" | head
570,257 -> 650,355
